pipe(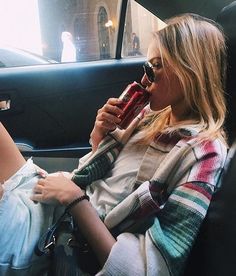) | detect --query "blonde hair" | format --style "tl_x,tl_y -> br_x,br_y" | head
139,13 -> 227,144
